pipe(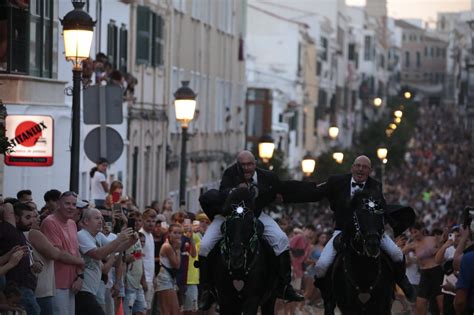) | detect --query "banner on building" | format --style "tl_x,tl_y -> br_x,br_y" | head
4,115 -> 54,167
